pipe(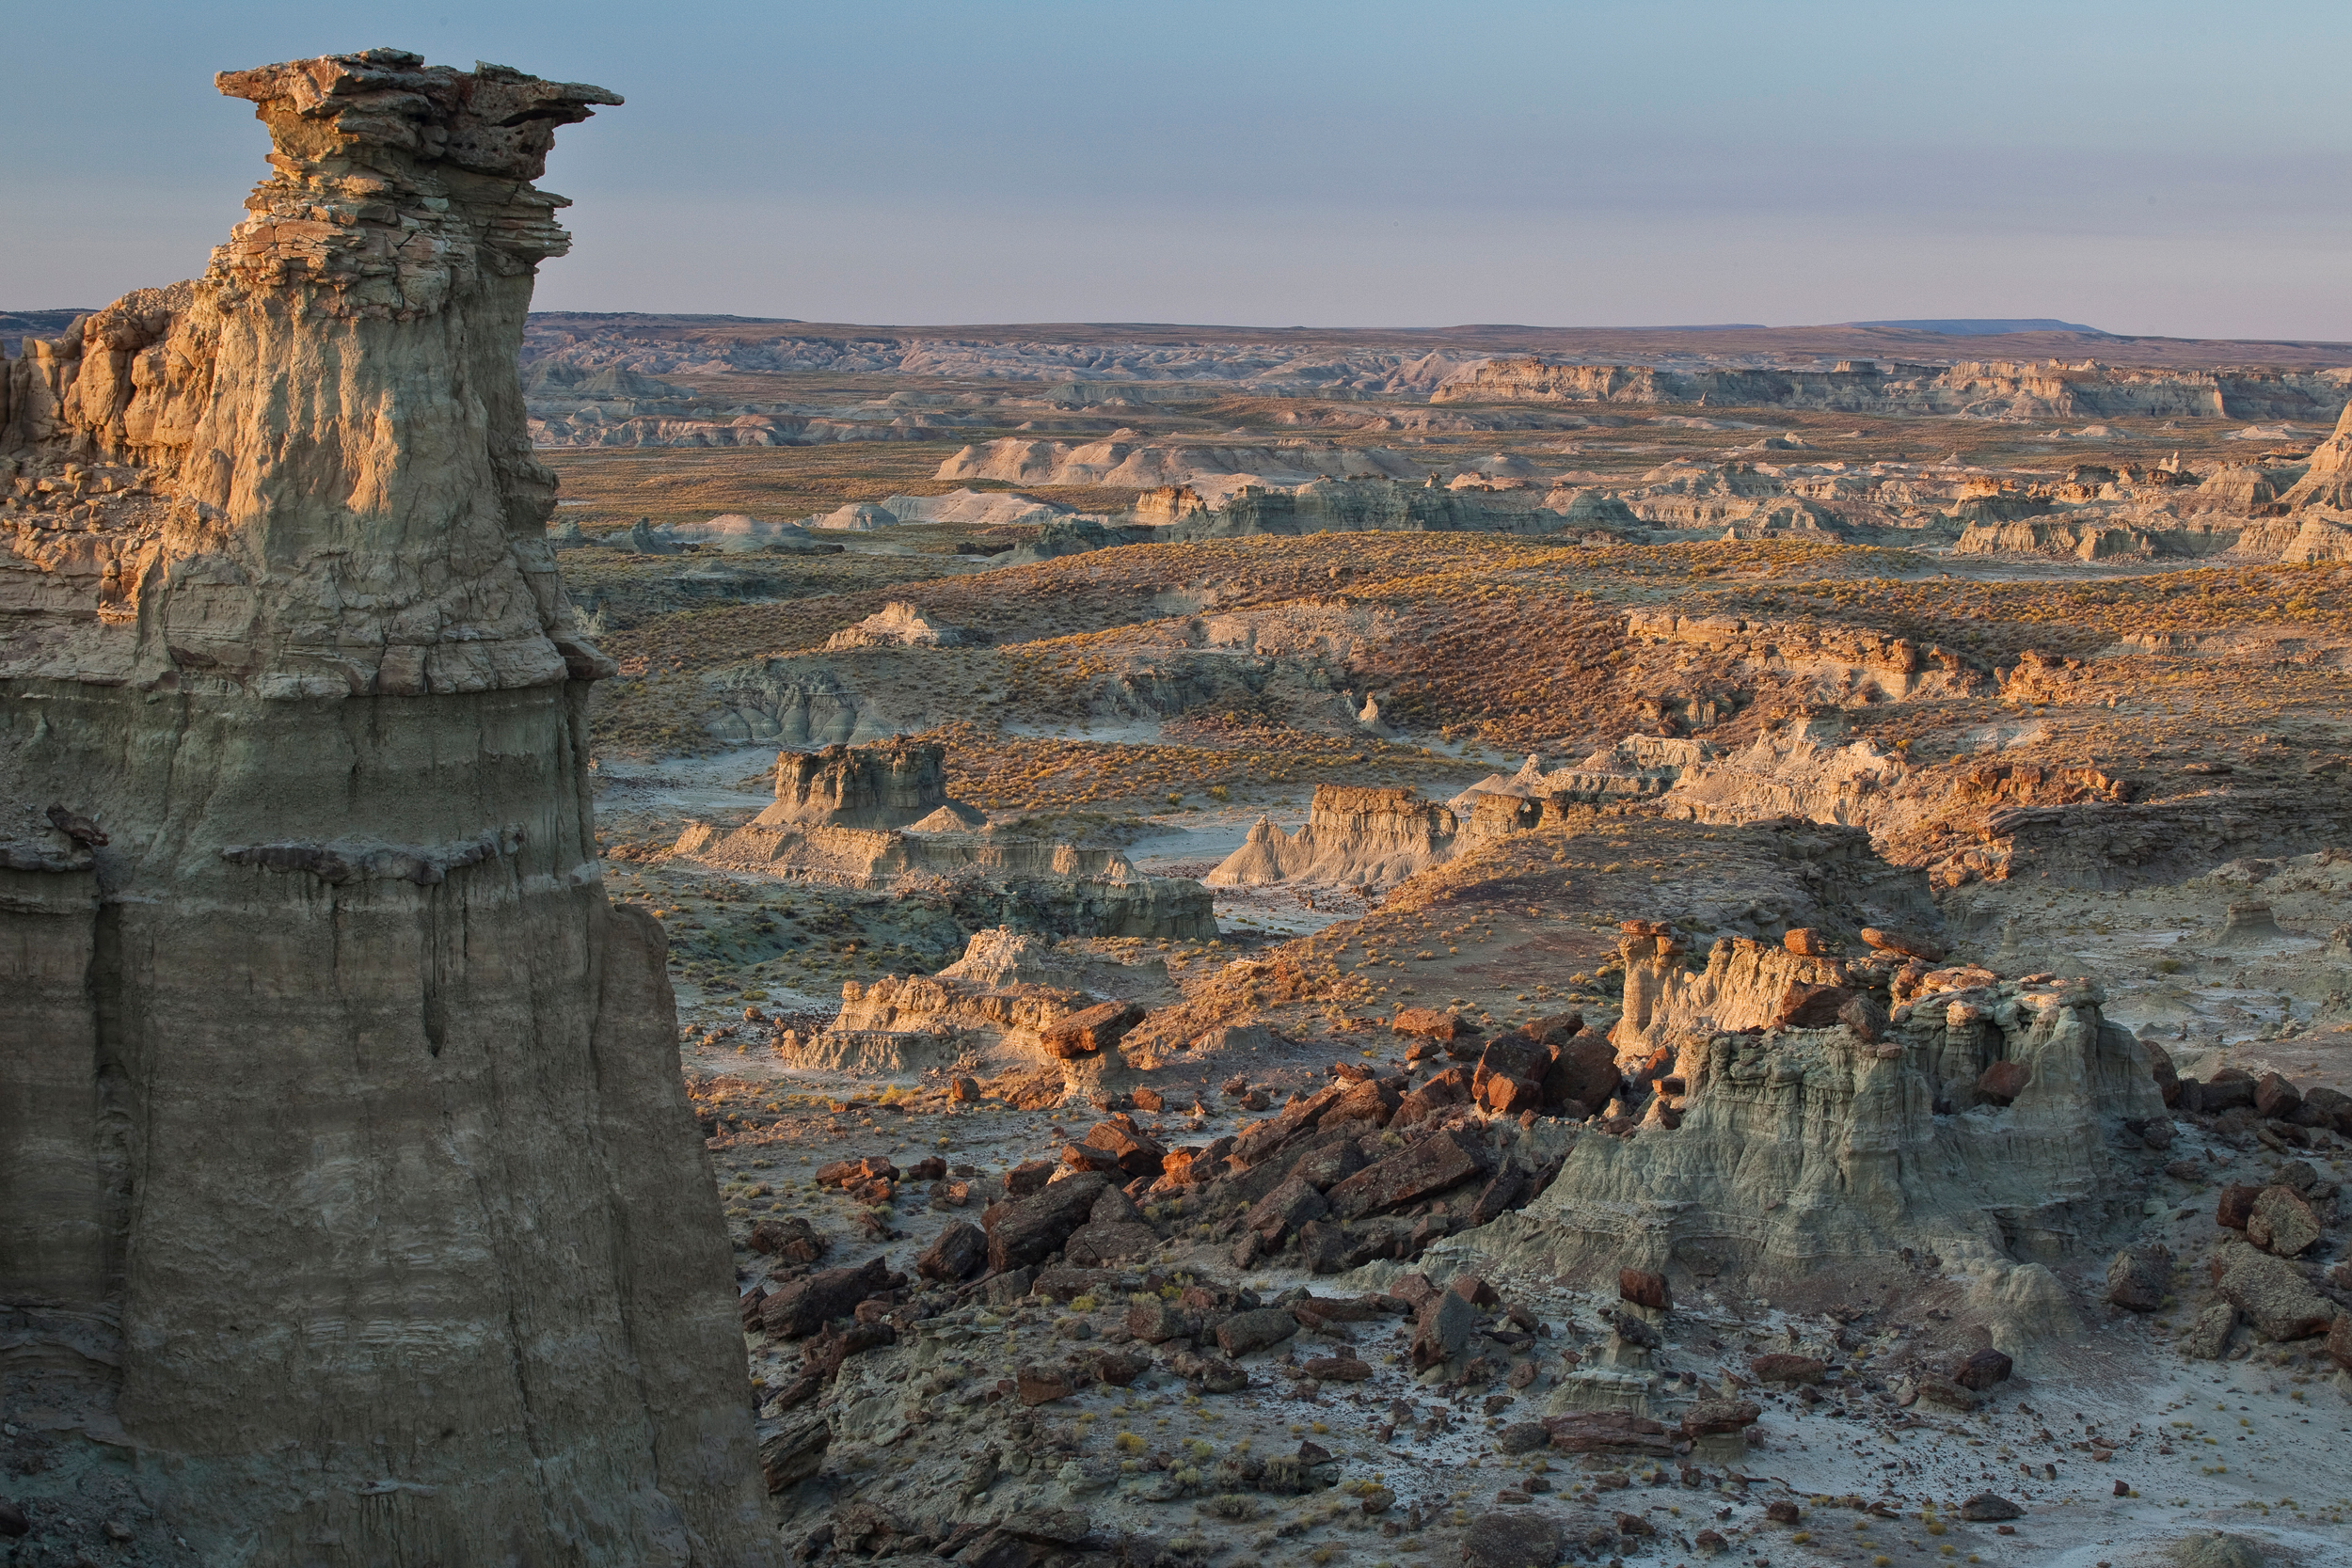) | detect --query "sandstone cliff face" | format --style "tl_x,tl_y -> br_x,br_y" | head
0,52 -> 777,1565
1207,784 -> 1459,888
1476,927 -> 2167,1364
1433,354 -> 2352,422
